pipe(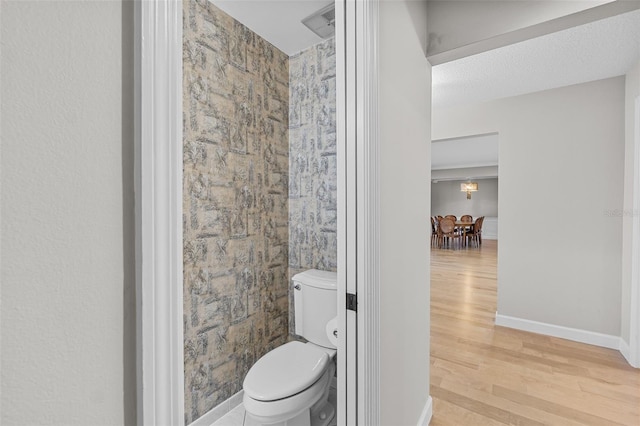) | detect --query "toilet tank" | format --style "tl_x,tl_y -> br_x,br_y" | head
293,269 -> 337,349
